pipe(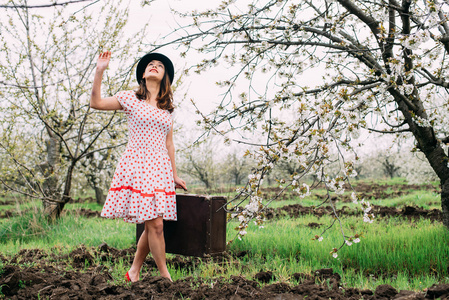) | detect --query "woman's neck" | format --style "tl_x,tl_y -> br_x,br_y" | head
145,79 -> 161,104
